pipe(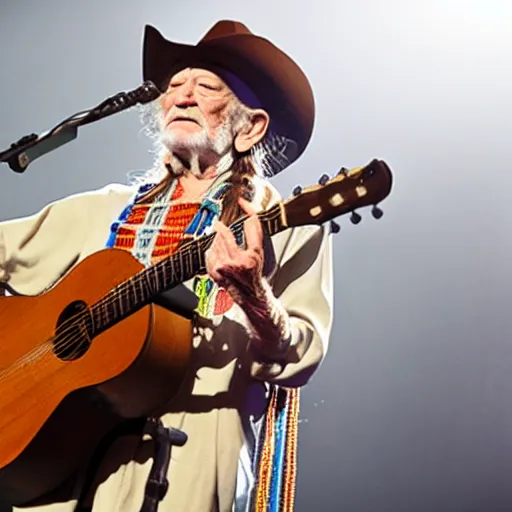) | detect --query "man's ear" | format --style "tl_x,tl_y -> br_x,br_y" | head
234,109 -> 270,153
